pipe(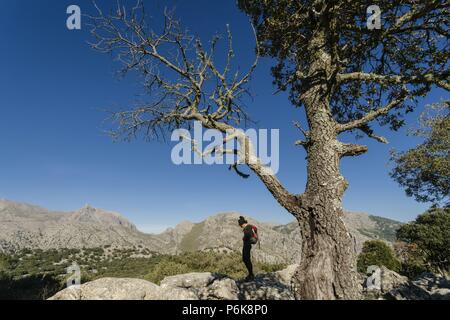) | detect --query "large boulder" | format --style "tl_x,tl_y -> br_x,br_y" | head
158,287 -> 198,300
160,272 -> 239,300
48,278 -> 161,300
198,278 -> 240,300
160,272 -> 216,289
237,264 -> 296,300
380,266 -> 409,293
238,273 -> 295,300
273,264 -> 297,286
